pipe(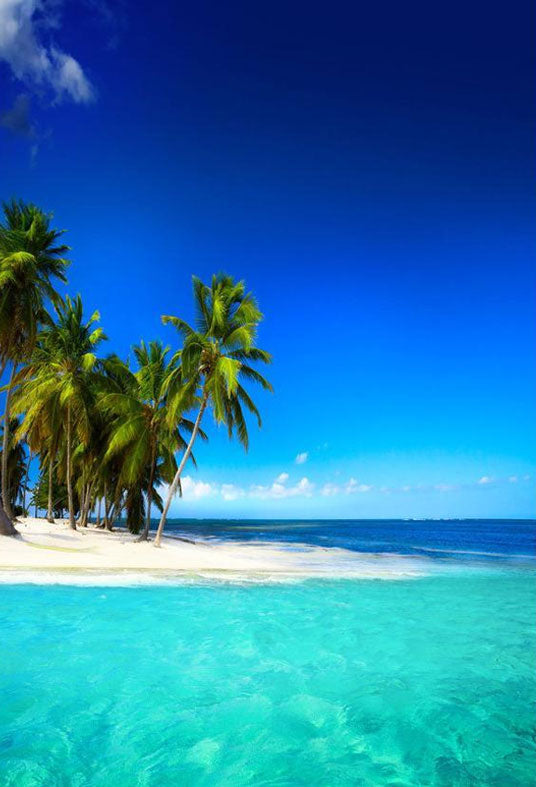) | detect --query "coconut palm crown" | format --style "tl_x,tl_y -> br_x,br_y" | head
154,273 -> 272,545
0,199 -> 70,363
